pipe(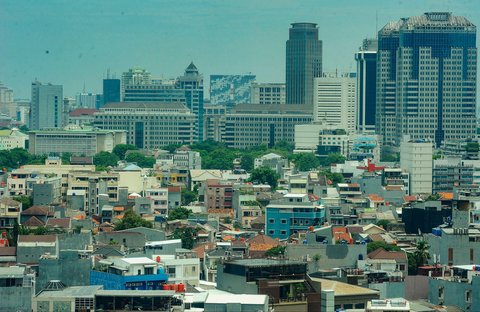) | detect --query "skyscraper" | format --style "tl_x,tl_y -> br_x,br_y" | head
313,73 -> 357,134
376,12 -> 477,146
355,39 -> 377,133
177,62 -> 204,142
286,23 -> 322,107
30,81 -> 63,130
103,79 -> 120,106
